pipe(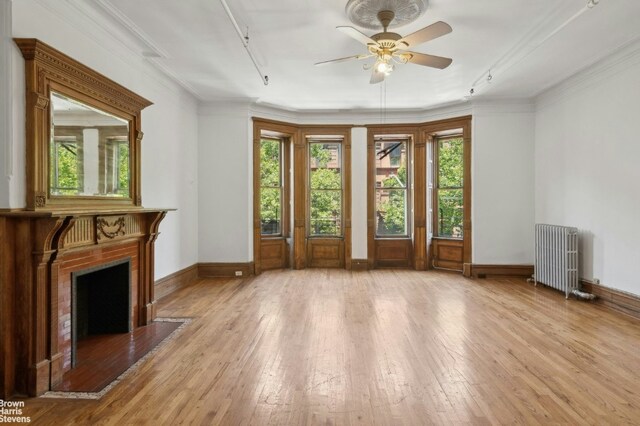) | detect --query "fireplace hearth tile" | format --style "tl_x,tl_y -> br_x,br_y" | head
42,318 -> 191,400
